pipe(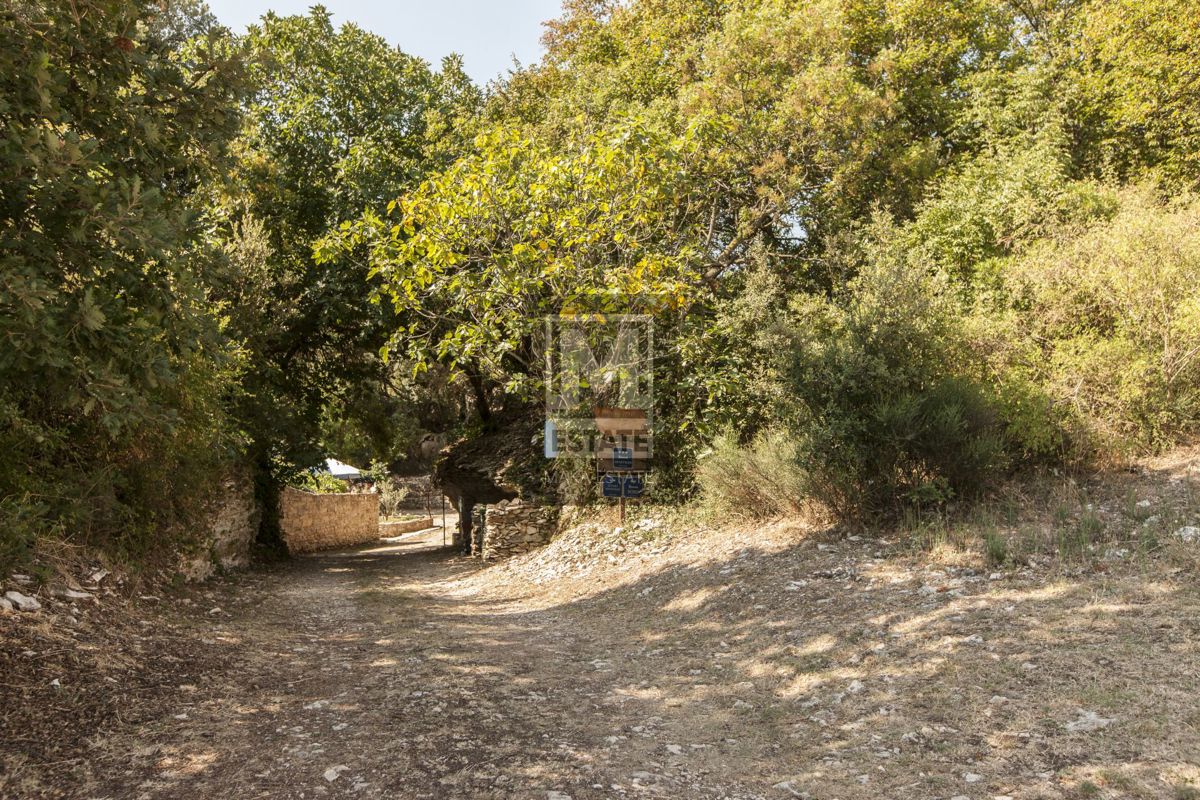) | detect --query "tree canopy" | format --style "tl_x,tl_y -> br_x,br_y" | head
3,0 -> 1199,568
